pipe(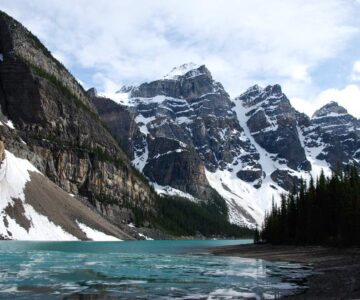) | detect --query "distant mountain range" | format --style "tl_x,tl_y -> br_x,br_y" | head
0,11 -> 359,240
92,64 -> 360,227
